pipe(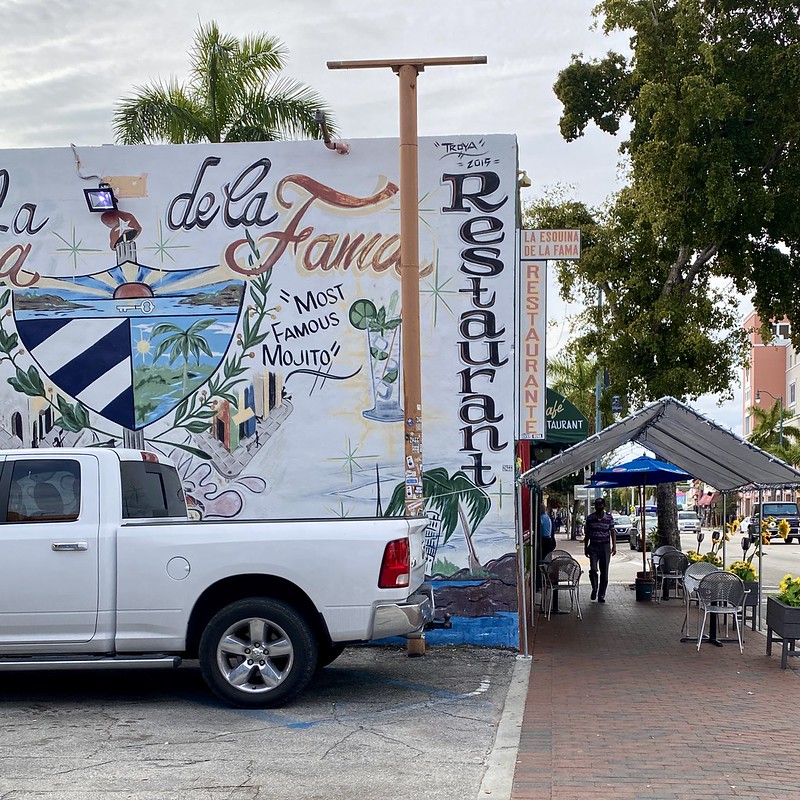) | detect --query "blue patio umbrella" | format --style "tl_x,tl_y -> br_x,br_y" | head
590,456 -> 692,573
